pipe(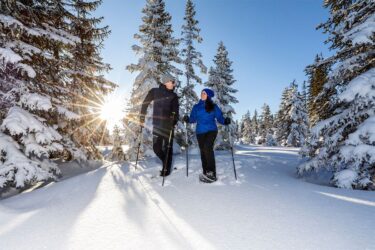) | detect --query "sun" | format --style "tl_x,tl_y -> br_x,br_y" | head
100,96 -> 124,130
